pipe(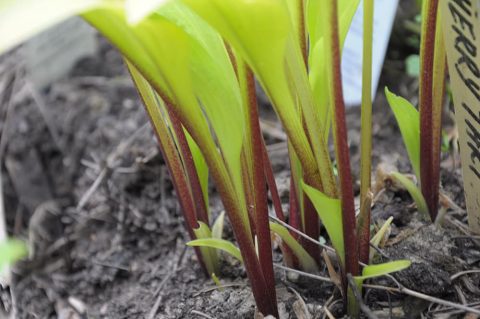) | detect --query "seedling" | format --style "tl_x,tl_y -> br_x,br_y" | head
0,239 -> 27,272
